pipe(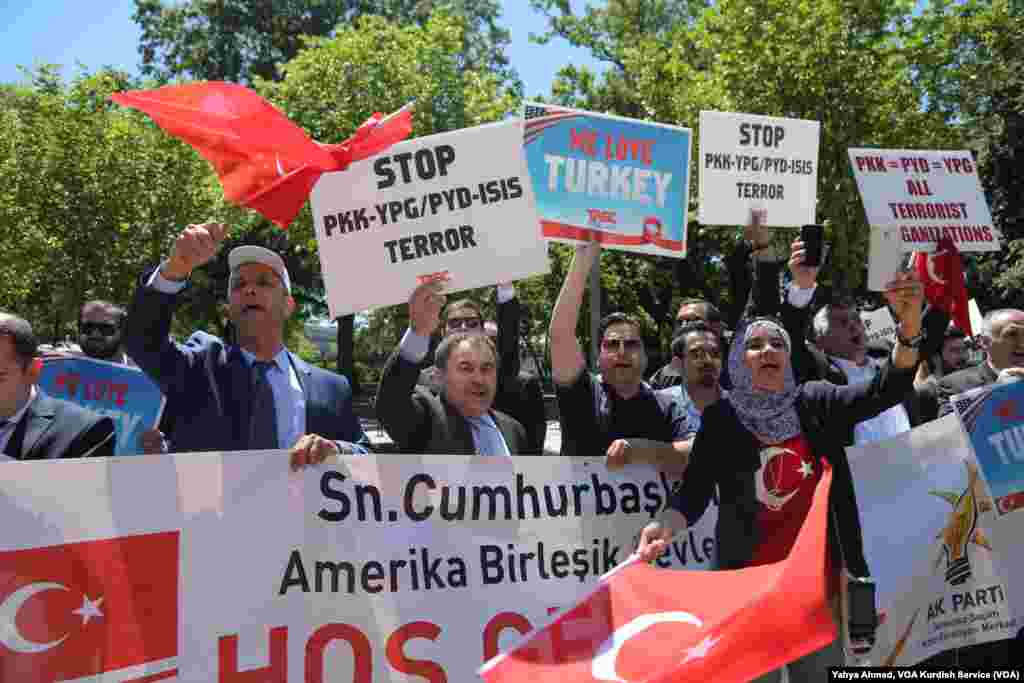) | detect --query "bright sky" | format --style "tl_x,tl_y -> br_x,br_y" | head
0,0 -> 605,97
